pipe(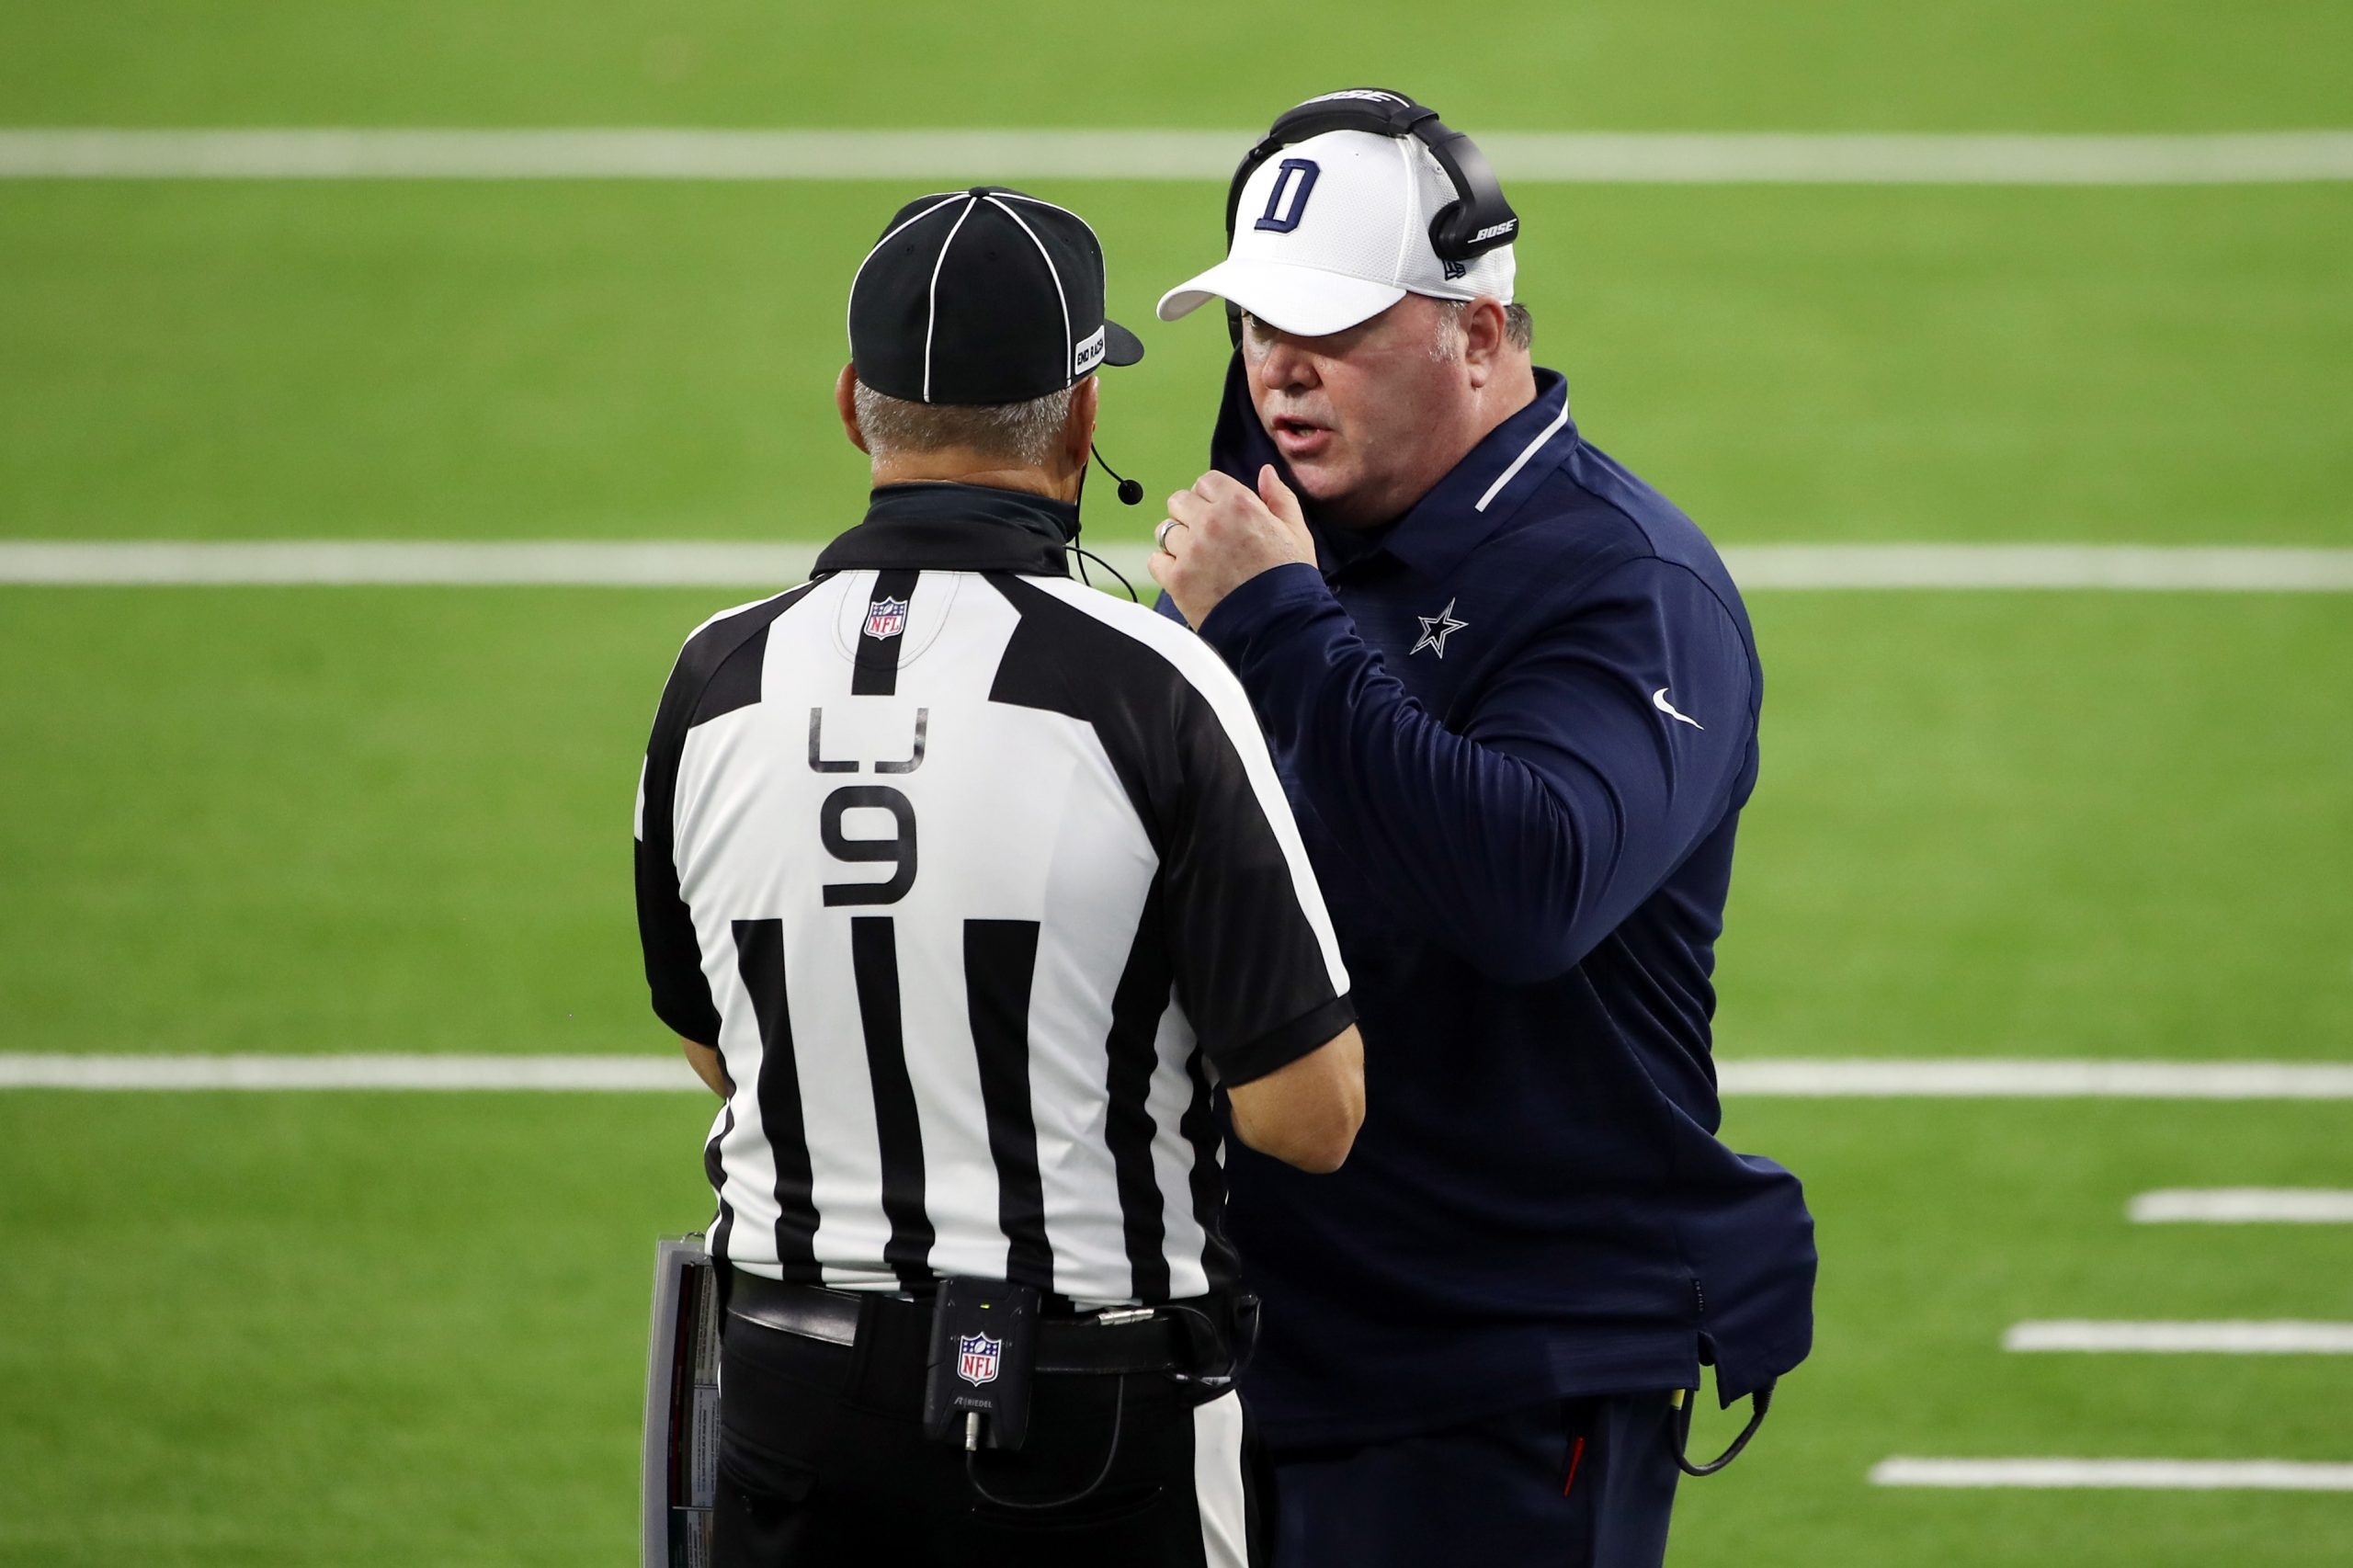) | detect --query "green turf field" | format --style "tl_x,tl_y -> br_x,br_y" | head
3,3 -> 2348,1565
5,182 -> 2347,543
